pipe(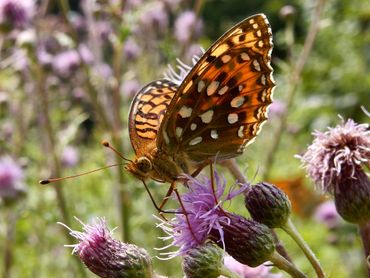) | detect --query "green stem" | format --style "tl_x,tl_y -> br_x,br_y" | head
270,251 -> 307,278
219,265 -> 240,278
359,221 -> 370,277
2,208 -> 16,278
282,218 -> 325,278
